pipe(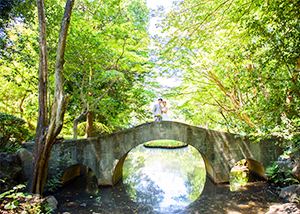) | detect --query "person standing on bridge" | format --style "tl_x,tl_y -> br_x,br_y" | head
161,100 -> 171,121
153,98 -> 163,121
